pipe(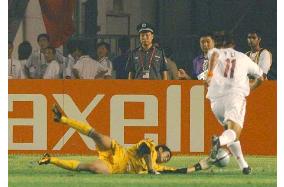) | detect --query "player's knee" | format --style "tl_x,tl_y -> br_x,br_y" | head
226,121 -> 242,136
